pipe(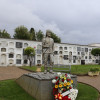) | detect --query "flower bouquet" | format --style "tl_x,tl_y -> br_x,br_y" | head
52,72 -> 78,100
